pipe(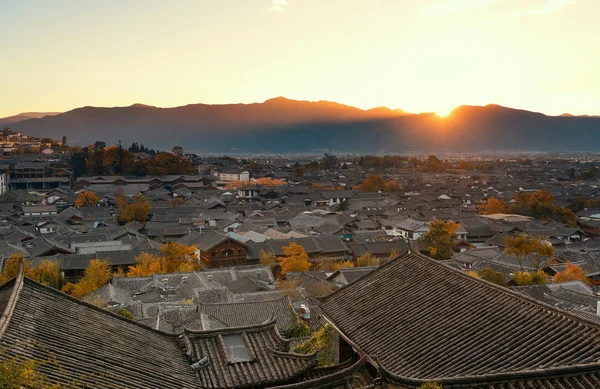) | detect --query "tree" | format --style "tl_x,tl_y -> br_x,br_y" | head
511,270 -> 547,286
586,197 -> 600,209
61,135 -> 67,146
504,234 -> 554,269
329,260 -> 355,272
278,242 -> 311,274
293,323 -> 335,366
478,197 -> 508,215
294,166 -> 304,177
160,242 -> 199,273
145,153 -> 195,175
126,252 -> 162,277
259,250 -> 277,268
322,153 -> 339,170
417,383 -> 443,389
2,127 -> 10,137
420,220 -> 458,260
354,175 -> 386,192
75,190 -> 99,208
69,151 -> 88,178
115,307 -> 135,320
102,146 -> 134,175
553,262 -> 587,283
0,254 -> 40,285
478,267 -> 506,286
169,197 -> 186,208
356,251 -> 380,267
0,357 -> 58,388
385,180 -> 402,192
62,259 -> 112,299
37,259 -> 65,290
117,194 -> 152,224
507,190 -> 577,227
